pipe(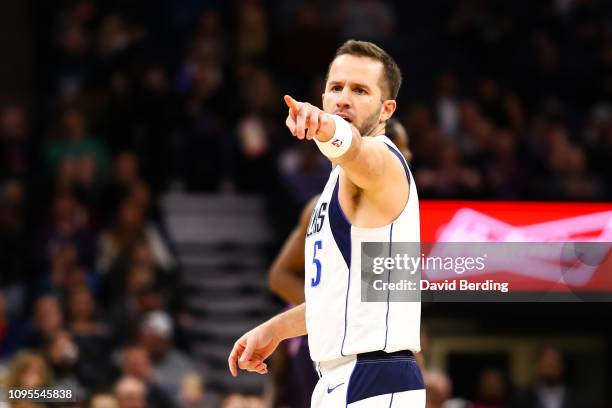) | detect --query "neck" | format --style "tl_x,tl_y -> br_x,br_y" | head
363,122 -> 386,138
